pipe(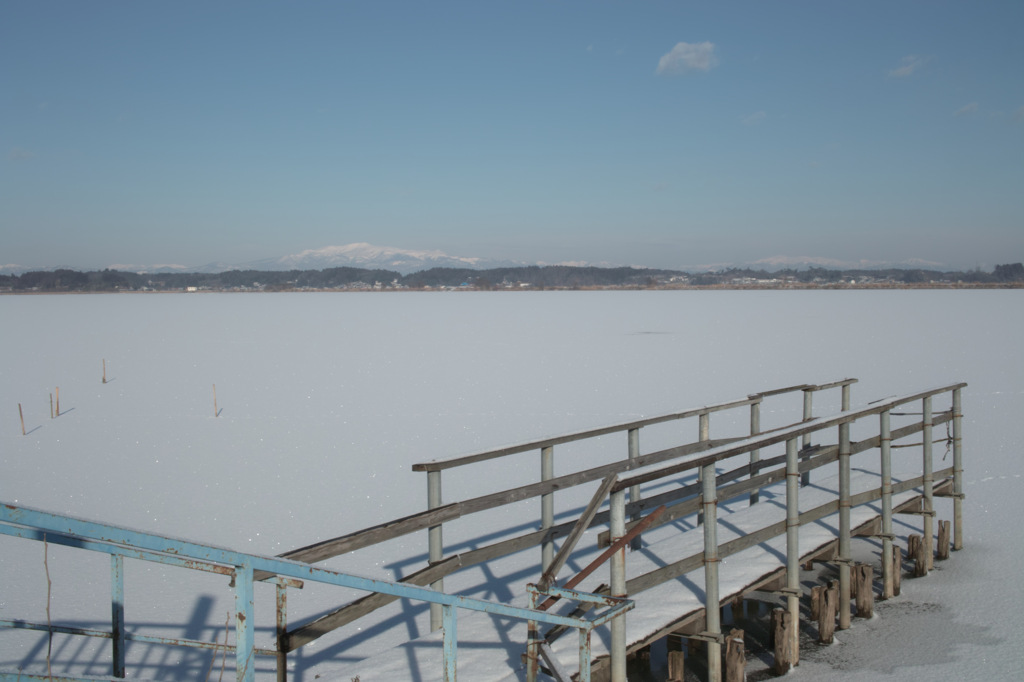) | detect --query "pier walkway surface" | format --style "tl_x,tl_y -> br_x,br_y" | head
331,468 -> 944,682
